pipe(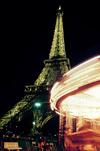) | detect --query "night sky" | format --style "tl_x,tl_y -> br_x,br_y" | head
0,1 -> 100,119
